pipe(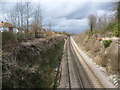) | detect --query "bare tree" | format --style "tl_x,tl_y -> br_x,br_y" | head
32,4 -> 43,37
88,14 -> 97,35
5,8 -> 17,27
5,3 -> 22,27
96,14 -> 109,30
24,2 -> 33,31
34,5 -> 42,26
5,2 -> 43,35
5,2 -> 26,31
15,3 -> 20,28
16,2 -> 25,30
